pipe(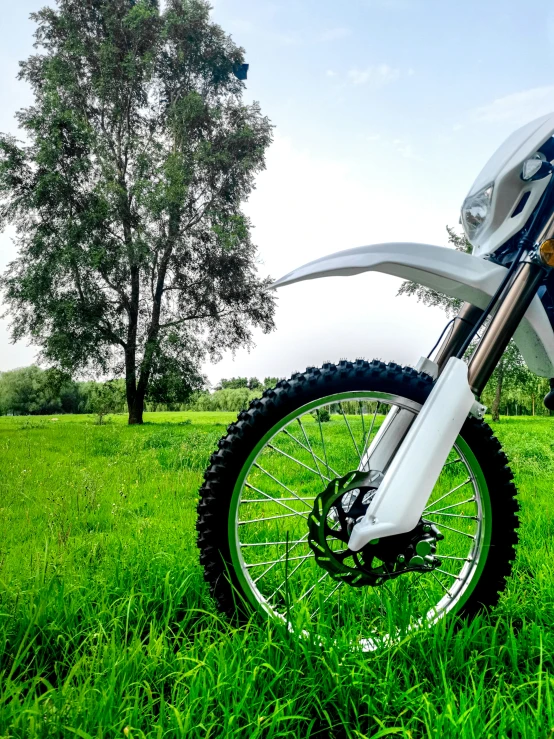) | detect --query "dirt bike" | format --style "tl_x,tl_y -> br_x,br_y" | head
197,113 -> 554,648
